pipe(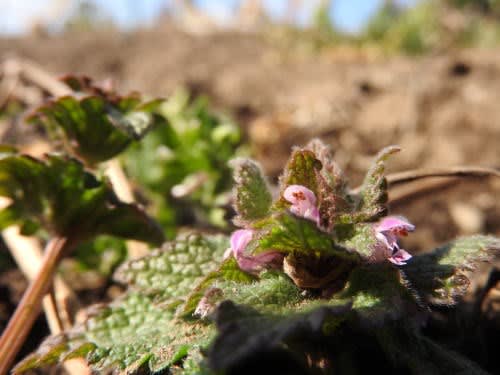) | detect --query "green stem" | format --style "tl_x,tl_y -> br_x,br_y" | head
0,236 -> 72,374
